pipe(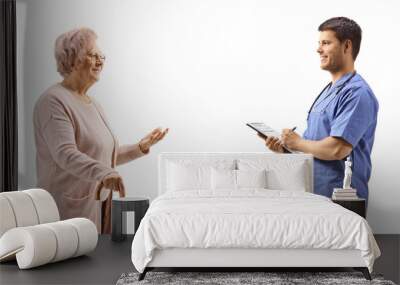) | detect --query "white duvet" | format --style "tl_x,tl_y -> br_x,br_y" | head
131,189 -> 380,273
